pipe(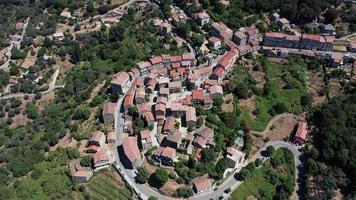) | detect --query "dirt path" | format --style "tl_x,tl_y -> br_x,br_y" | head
250,113 -> 297,137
